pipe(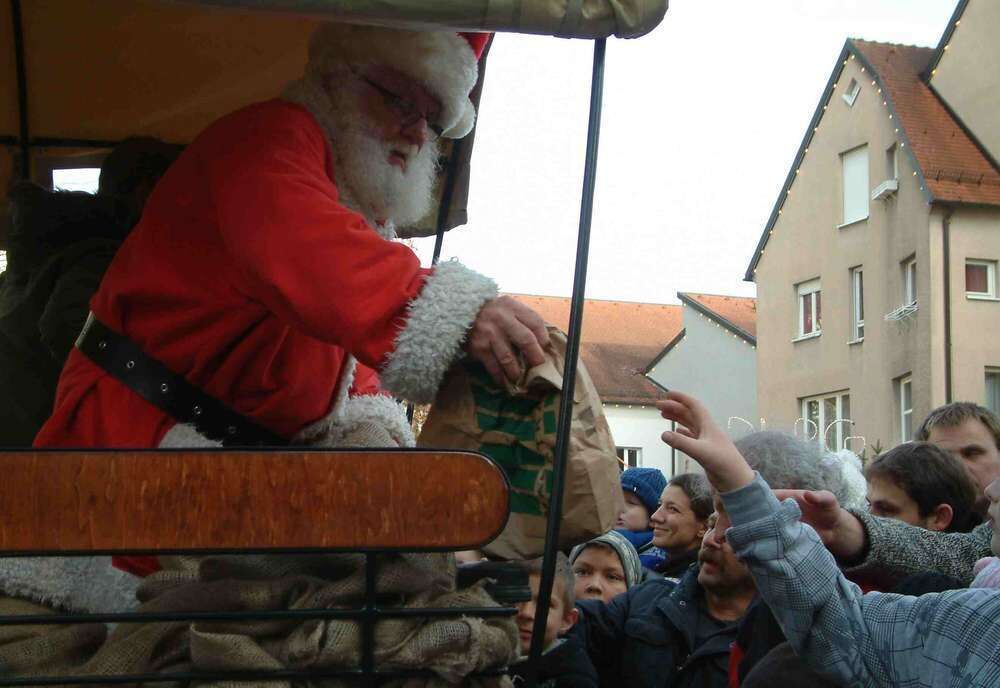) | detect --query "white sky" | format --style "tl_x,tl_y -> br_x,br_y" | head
52,167 -> 101,193
411,0 -> 959,305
